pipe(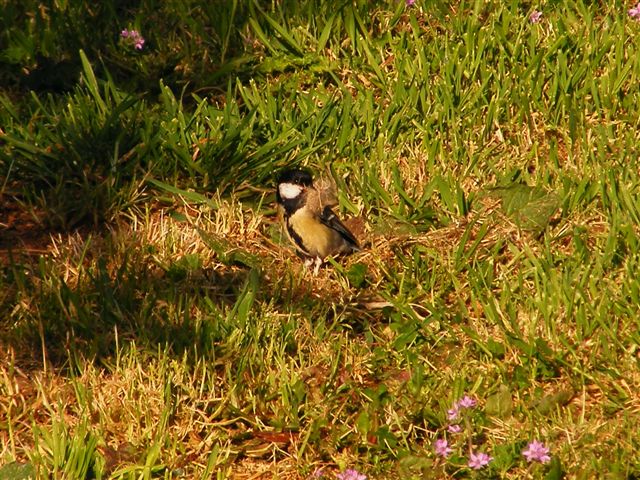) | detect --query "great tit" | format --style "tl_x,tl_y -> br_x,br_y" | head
276,168 -> 360,273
